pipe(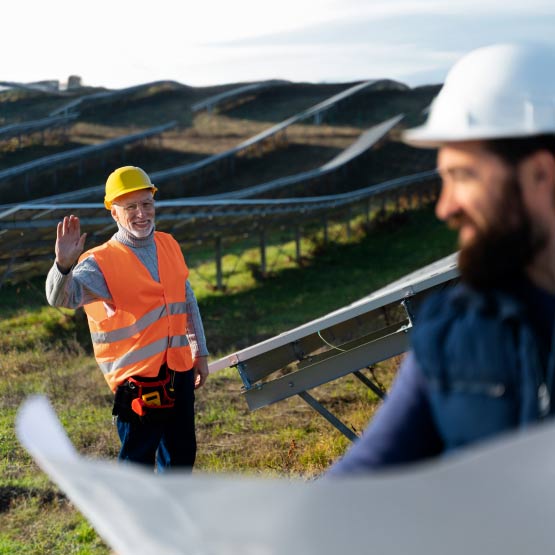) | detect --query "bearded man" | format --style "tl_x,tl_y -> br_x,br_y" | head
328,42 -> 555,475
